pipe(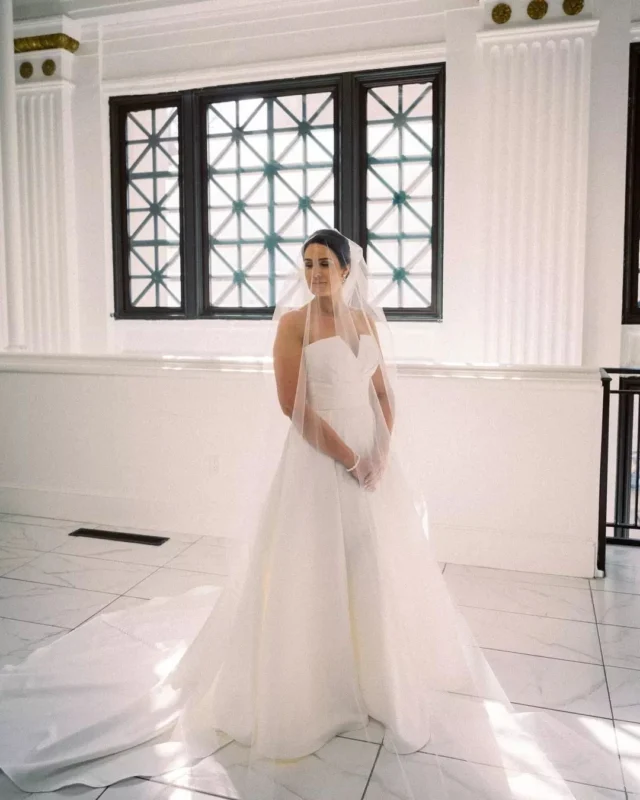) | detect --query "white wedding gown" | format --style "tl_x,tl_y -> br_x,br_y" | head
0,335 -> 590,798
